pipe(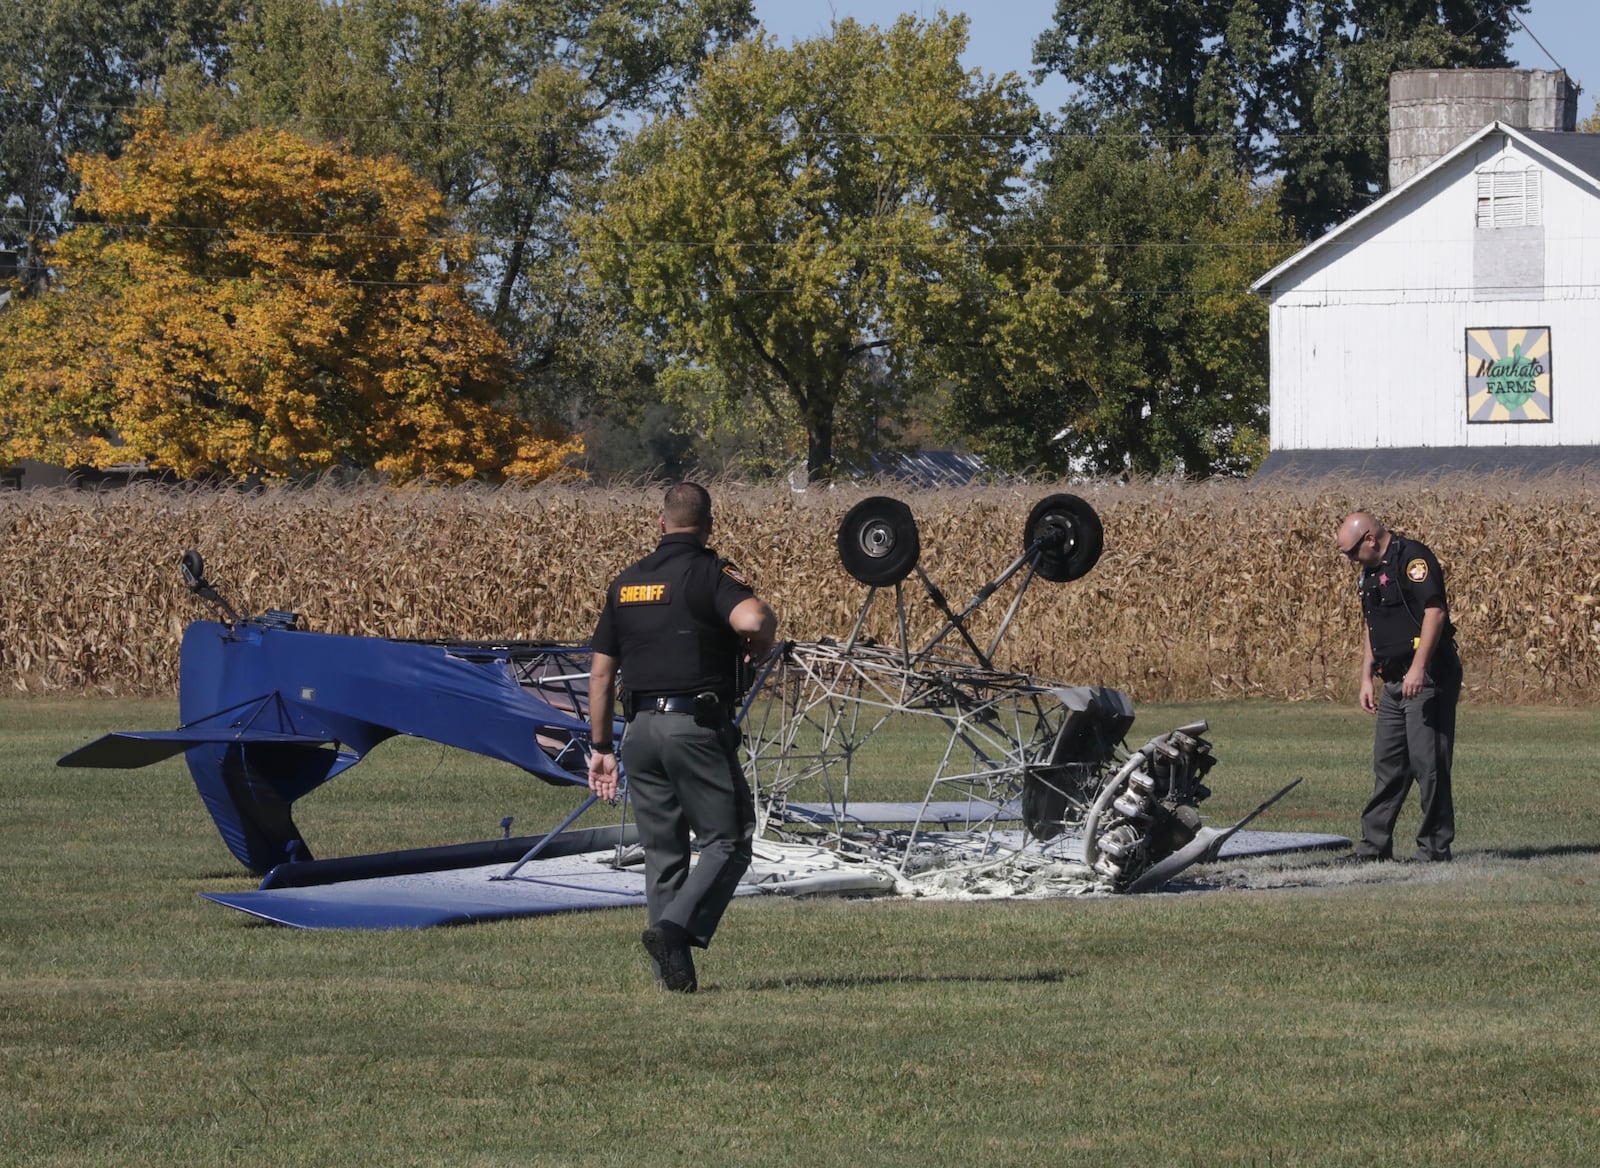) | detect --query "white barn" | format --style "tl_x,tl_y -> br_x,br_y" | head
1251,121 -> 1600,476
